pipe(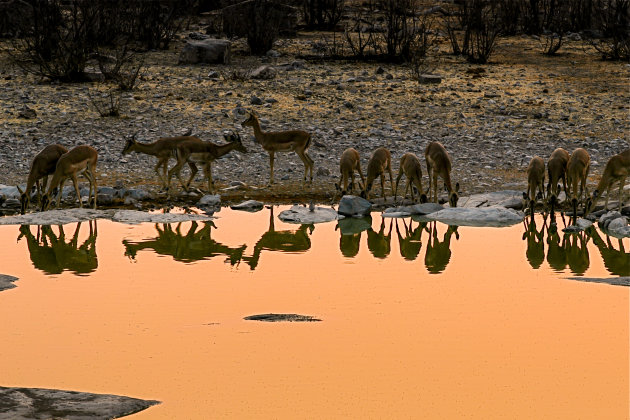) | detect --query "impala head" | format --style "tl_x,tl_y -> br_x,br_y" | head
16,185 -> 29,215
448,182 -> 460,207
122,133 -> 138,155
224,131 -> 247,153
241,111 -> 257,128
